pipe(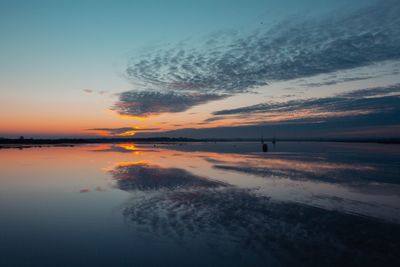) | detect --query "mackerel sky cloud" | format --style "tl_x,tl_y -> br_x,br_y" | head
126,1 -> 400,92
1,0 -> 399,138
113,0 -> 400,121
